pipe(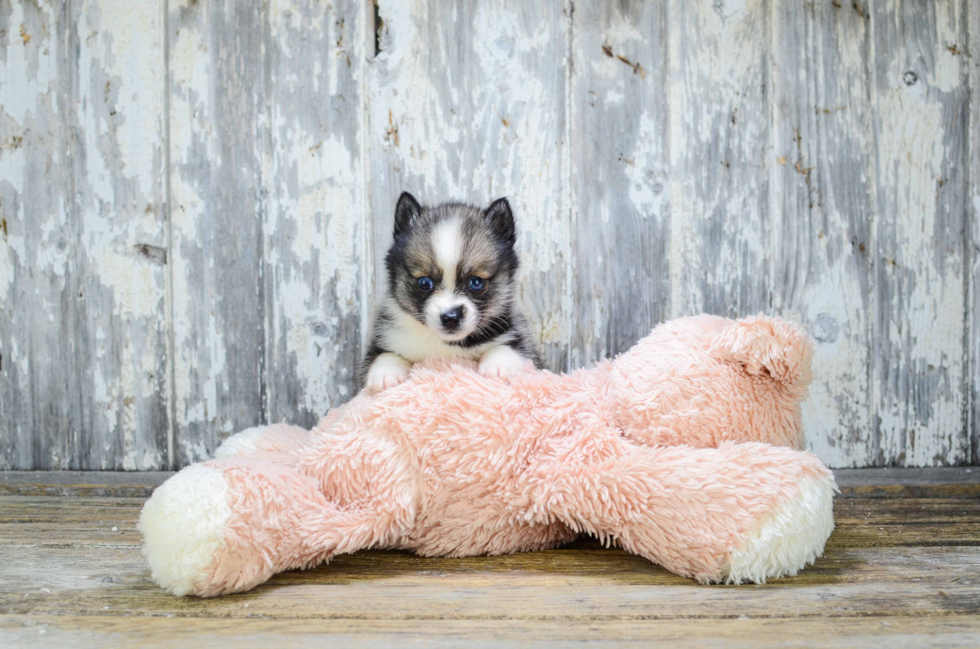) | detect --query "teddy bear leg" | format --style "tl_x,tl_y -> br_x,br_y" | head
139,458 -> 409,596
539,441 -> 836,584
212,423 -> 312,464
